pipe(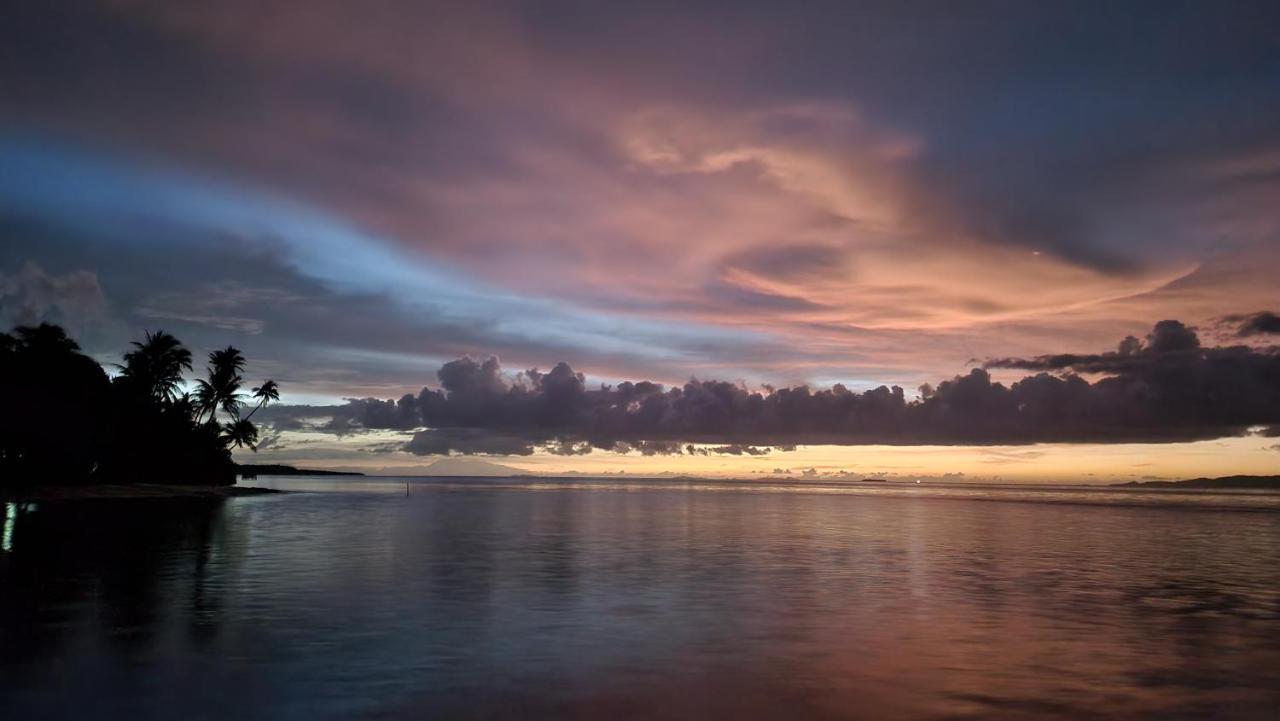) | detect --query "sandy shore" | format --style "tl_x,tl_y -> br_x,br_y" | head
1,484 -> 282,502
